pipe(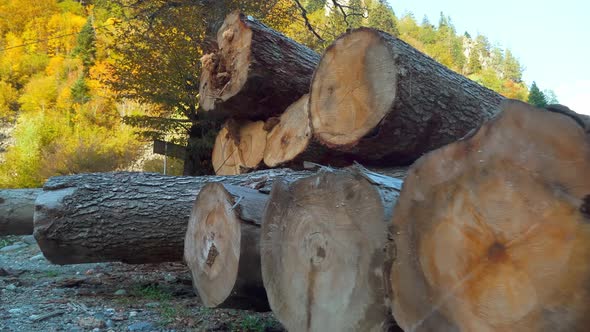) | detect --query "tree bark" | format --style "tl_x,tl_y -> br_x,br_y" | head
309,28 -> 505,165
199,11 -> 320,120
261,166 -> 403,332
185,183 -> 270,311
263,94 -> 355,168
0,189 -> 42,235
34,170 -> 311,265
388,100 -> 590,332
